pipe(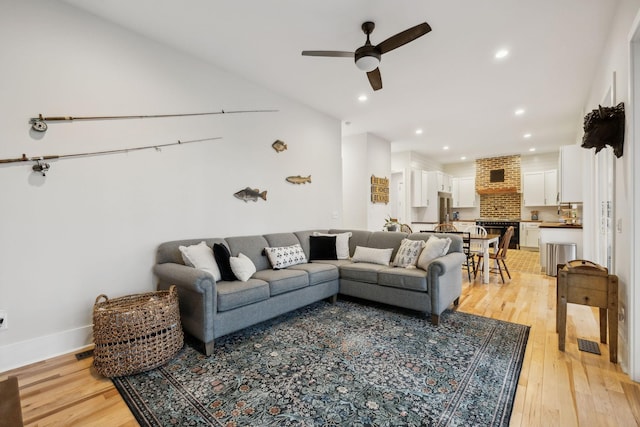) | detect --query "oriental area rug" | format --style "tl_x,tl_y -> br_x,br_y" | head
112,299 -> 529,427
